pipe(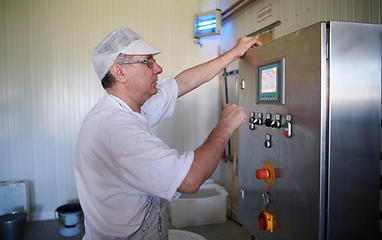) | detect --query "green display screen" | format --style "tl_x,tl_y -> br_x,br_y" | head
257,59 -> 284,104
259,63 -> 279,101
